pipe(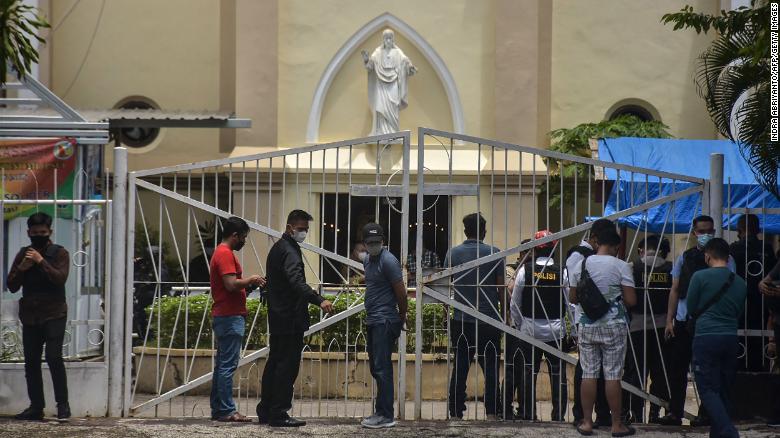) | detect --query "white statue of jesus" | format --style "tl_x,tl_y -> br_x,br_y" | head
361,29 -> 417,136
